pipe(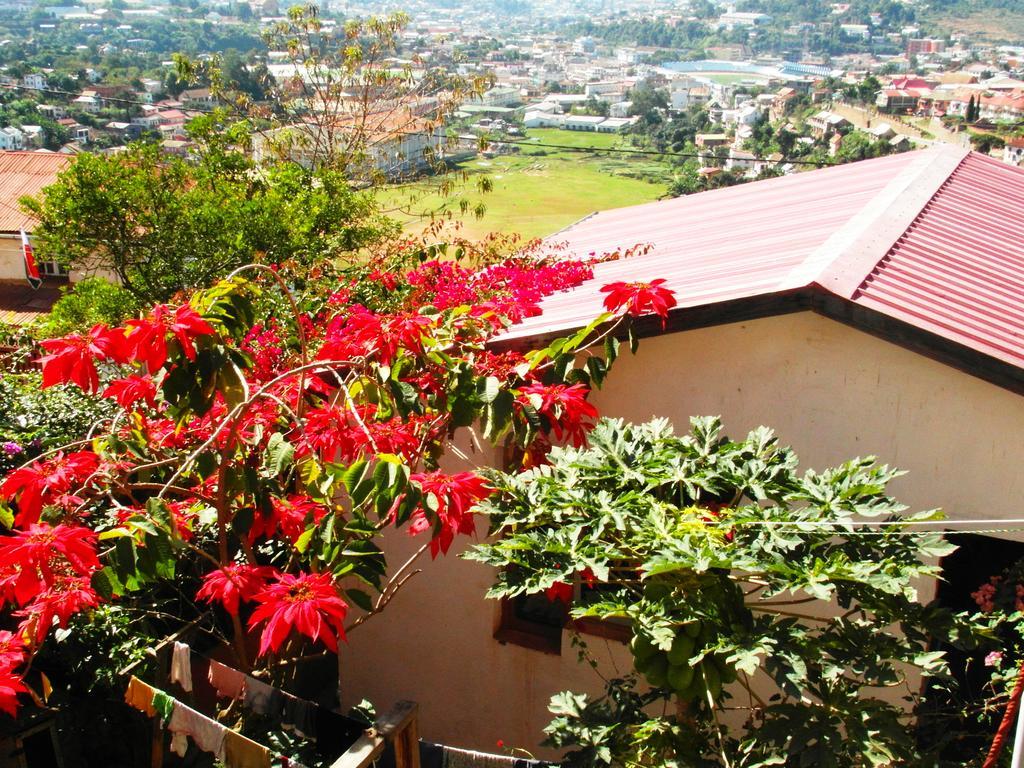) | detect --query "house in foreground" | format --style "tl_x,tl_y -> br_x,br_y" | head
340,145 -> 1024,754
0,151 -> 71,324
